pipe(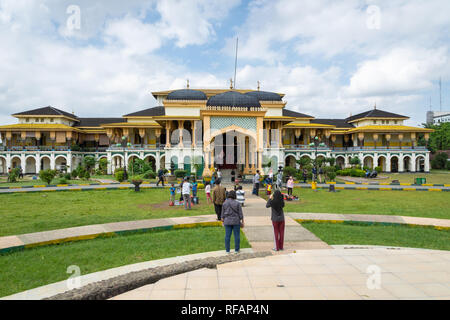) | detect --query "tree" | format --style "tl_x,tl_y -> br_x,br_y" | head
326,157 -> 336,167
296,157 -> 311,169
83,156 -> 96,173
39,169 -> 57,185
431,152 -> 448,169
418,123 -> 450,153
349,157 -> 361,167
